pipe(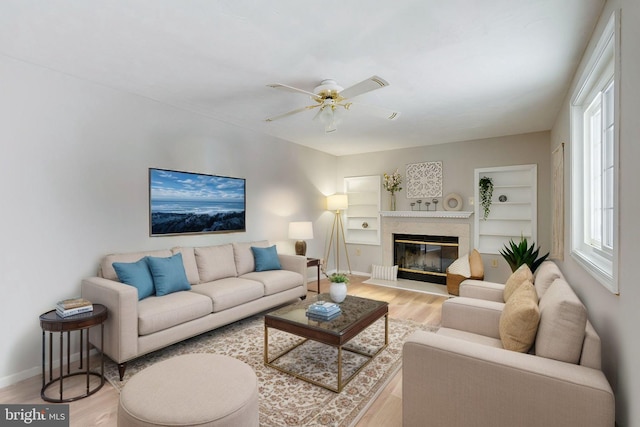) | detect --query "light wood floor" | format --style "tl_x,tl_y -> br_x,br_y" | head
0,275 -> 445,426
